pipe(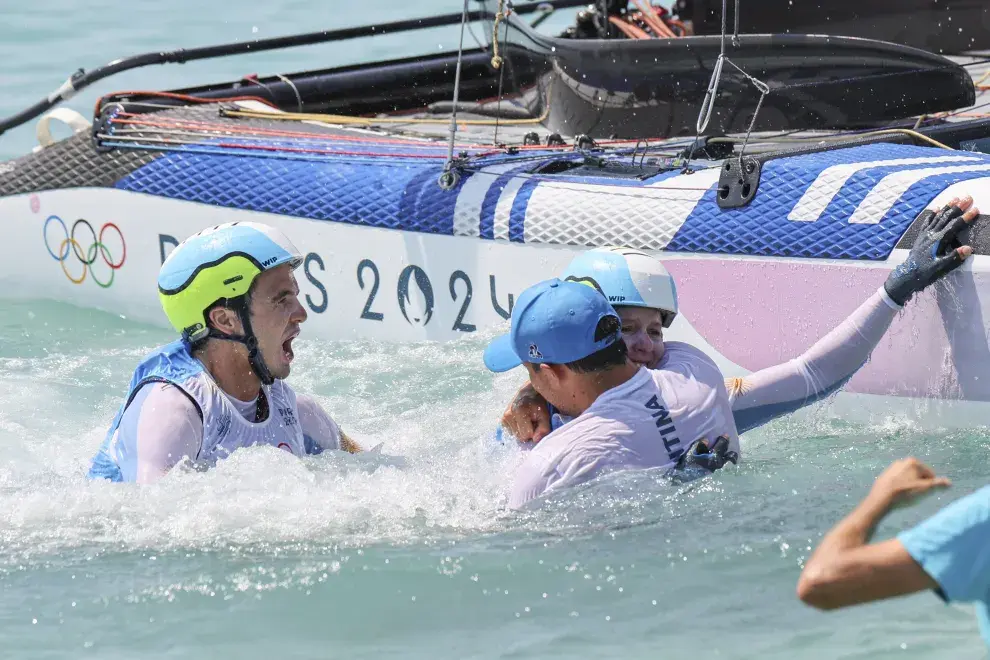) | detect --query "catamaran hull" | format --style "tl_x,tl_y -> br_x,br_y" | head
6,185 -> 990,430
